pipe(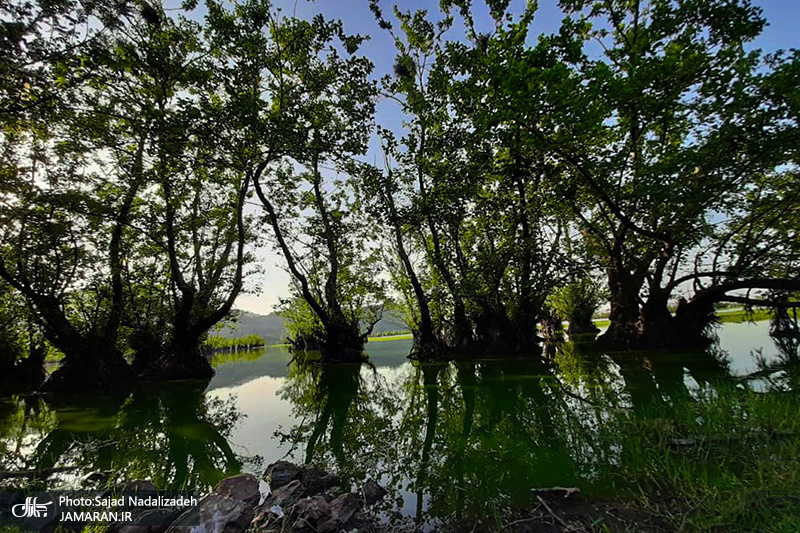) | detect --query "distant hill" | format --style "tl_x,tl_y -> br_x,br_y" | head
213,309 -> 408,344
